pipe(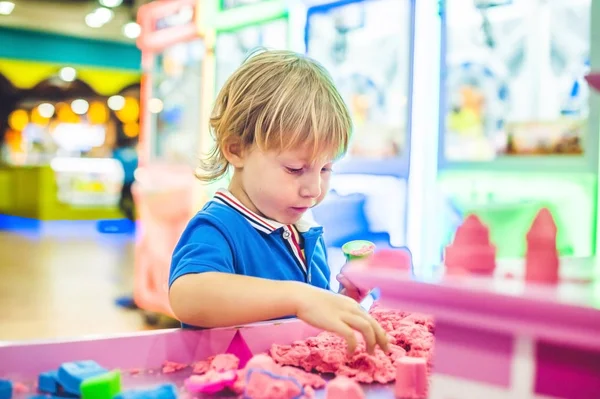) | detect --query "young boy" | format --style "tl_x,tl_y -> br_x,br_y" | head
169,49 -> 388,355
